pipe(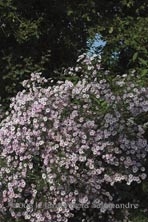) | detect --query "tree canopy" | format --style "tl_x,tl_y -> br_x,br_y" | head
95,0 -> 148,76
0,0 -> 97,105
0,0 -> 148,102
